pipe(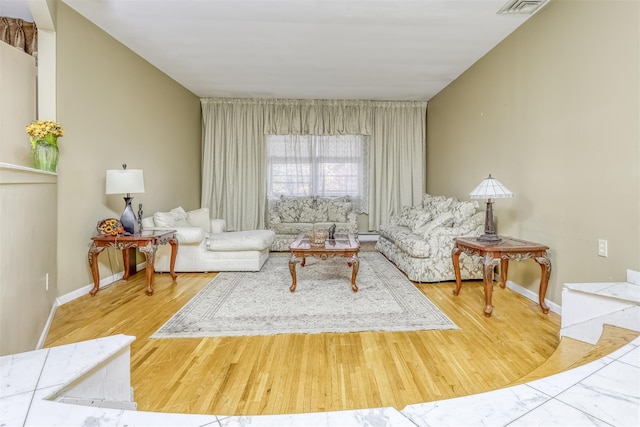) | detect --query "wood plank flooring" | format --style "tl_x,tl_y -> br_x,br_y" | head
512,325 -> 639,386
45,268 -> 562,416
